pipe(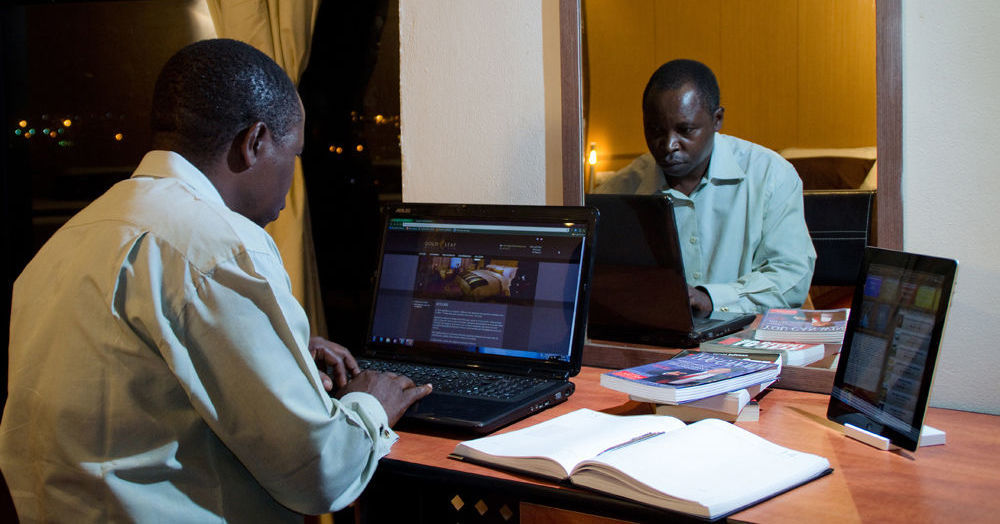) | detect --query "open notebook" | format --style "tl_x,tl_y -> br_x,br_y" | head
356,203 -> 598,434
